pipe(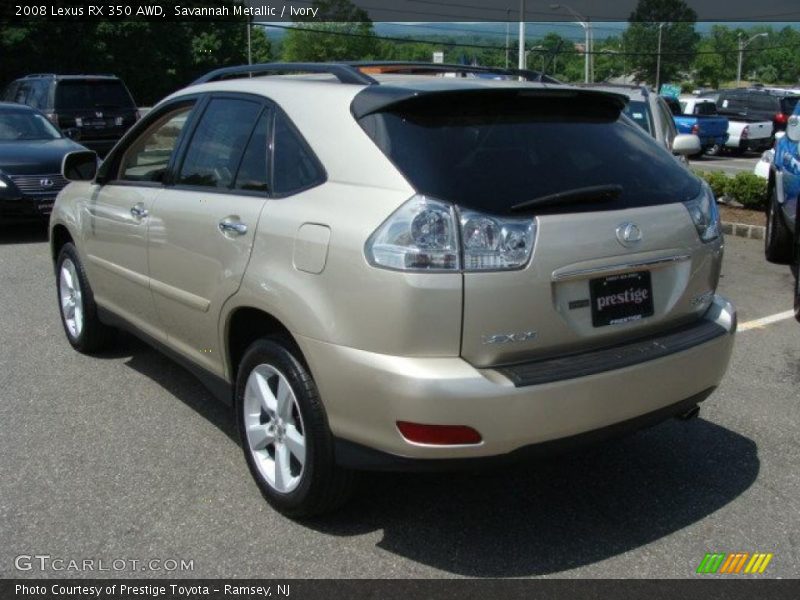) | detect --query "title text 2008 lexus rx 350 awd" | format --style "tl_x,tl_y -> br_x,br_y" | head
50,64 -> 736,516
